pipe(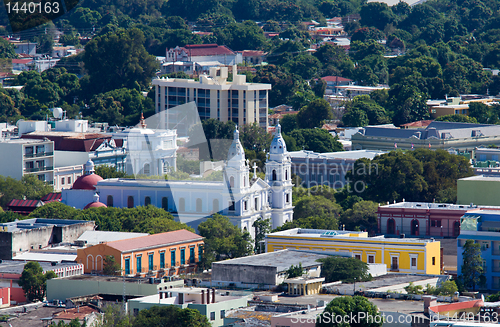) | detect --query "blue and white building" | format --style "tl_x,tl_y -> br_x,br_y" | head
64,123 -> 294,237
457,208 -> 500,290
